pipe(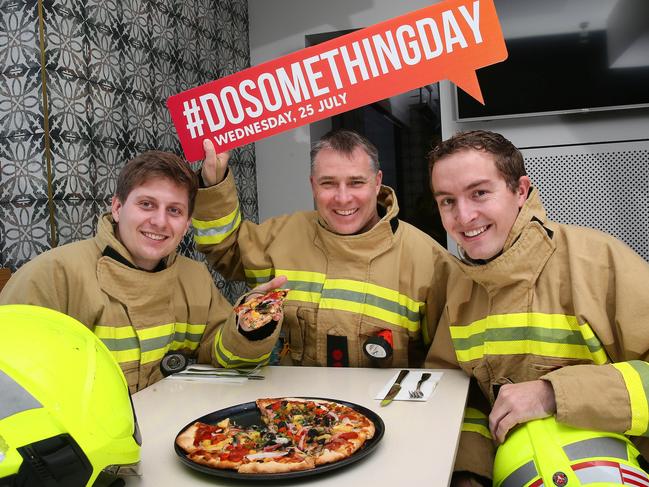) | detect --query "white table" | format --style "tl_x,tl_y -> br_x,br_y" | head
126,366 -> 469,486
